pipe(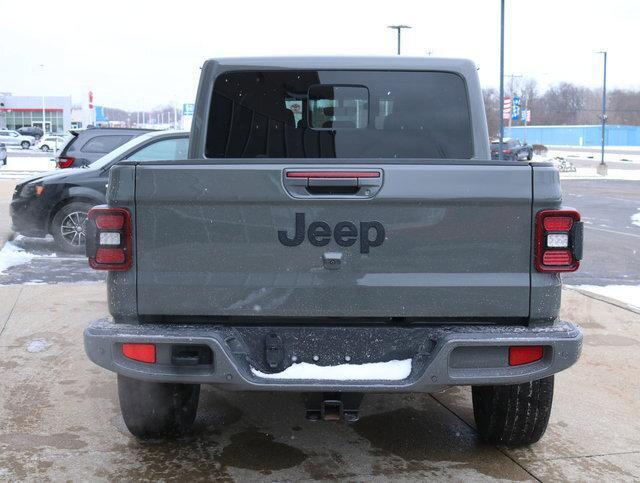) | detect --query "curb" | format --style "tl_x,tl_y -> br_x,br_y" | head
565,287 -> 640,316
